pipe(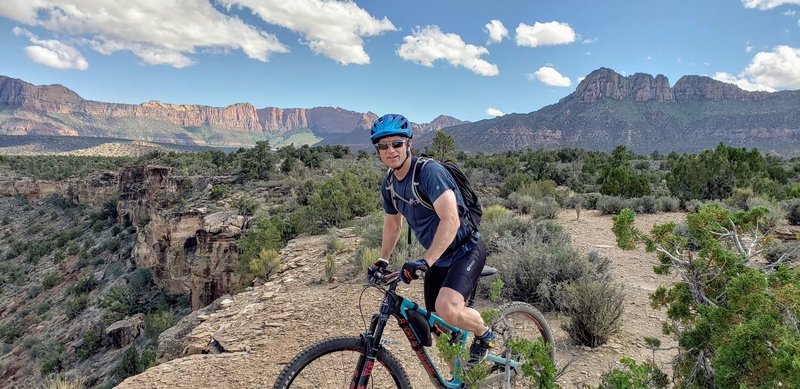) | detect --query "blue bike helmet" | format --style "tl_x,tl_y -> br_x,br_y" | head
370,114 -> 412,143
